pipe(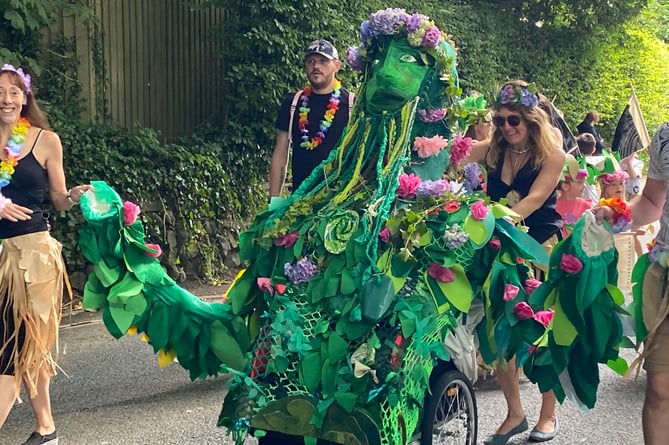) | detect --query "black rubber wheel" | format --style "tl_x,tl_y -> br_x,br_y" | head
420,369 -> 477,445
